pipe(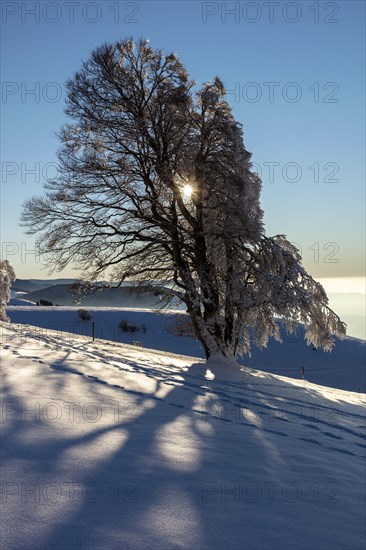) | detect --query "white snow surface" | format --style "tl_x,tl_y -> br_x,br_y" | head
6,306 -> 366,392
1,322 -> 365,550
